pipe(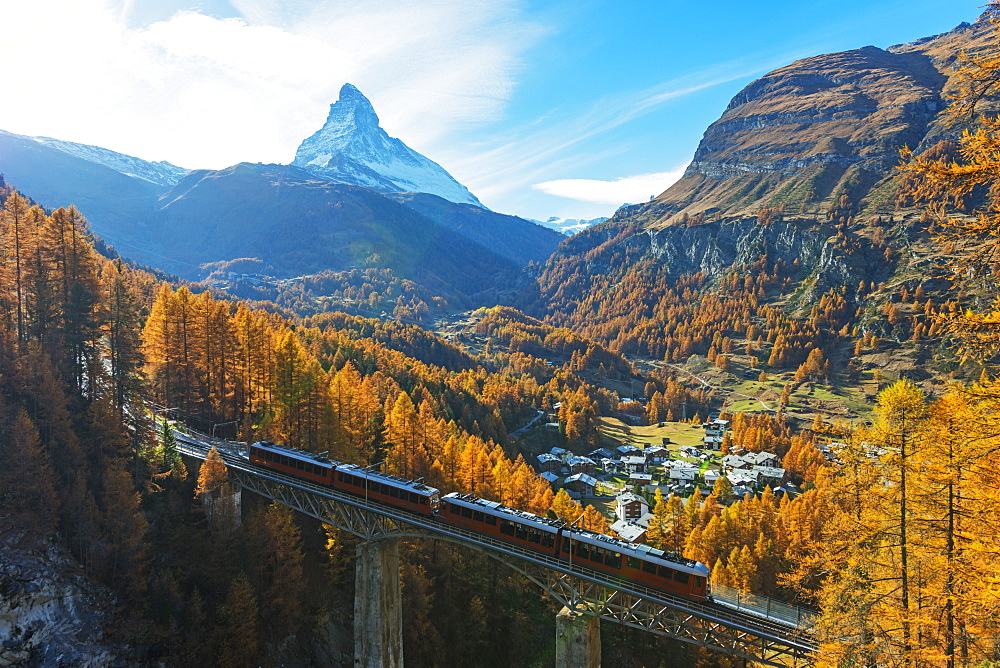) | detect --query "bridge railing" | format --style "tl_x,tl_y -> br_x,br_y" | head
711,582 -> 817,630
175,428 -> 818,646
